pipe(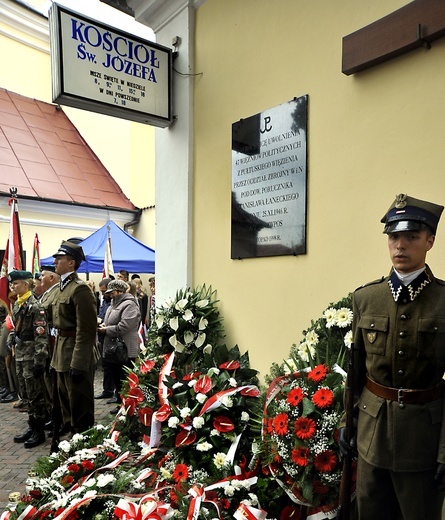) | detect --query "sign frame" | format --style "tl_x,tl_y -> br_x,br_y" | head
49,3 -> 172,127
